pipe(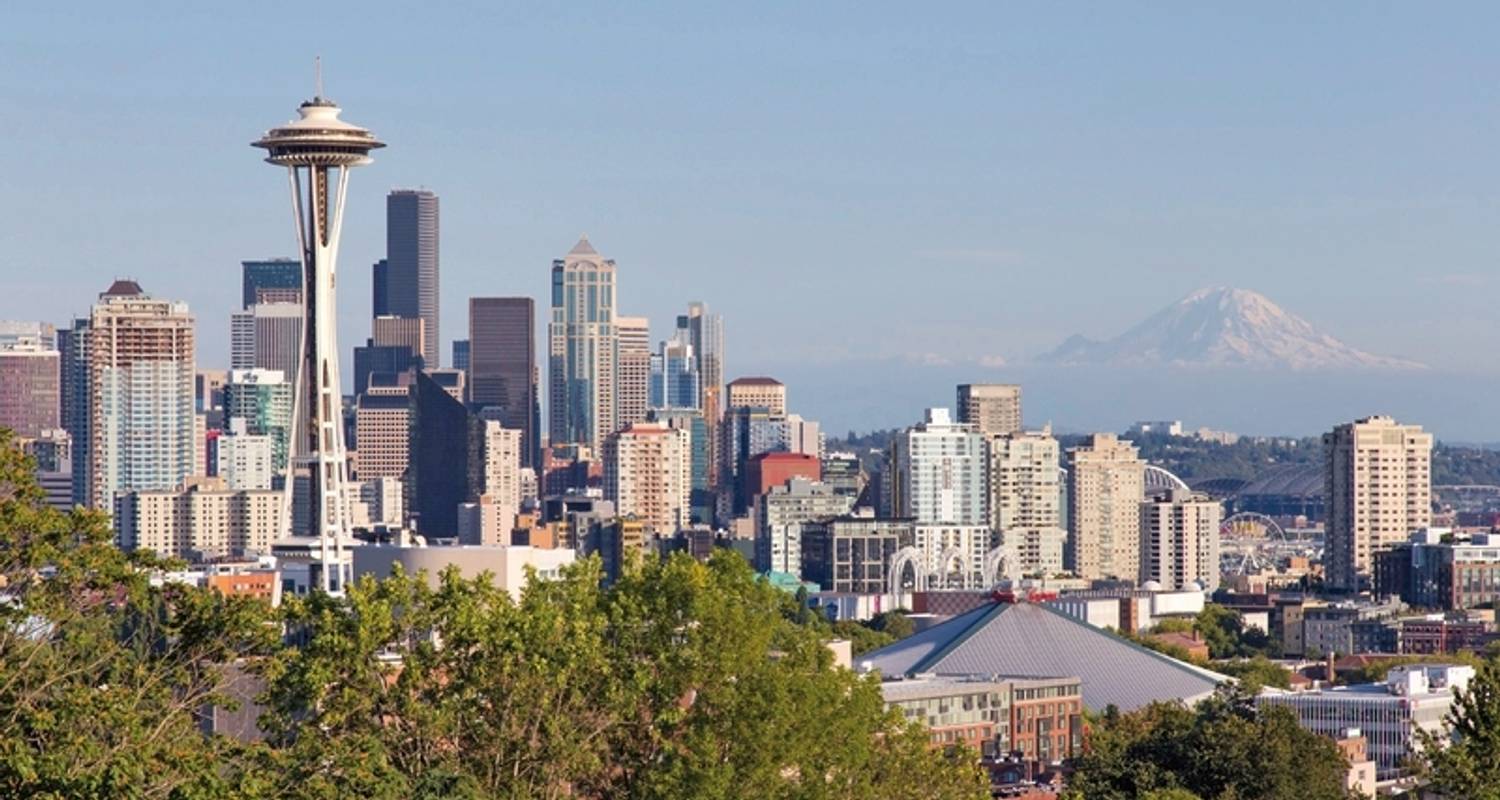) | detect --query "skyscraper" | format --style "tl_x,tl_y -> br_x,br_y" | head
549,236 -> 617,452
81,280 -> 196,510
1324,416 -> 1433,593
253,86 -> 384,592
678,302 -> 724,484
0,335 -> 60,437
615,315 -> 651,427
469,297 -> 539,468
988,427 -> 1065,577
603,422 -> 691,535
1065,433 -> 1145,581
726,376 -> 786,416
223,369 -> 293,474
371,315 -> 426,364
649,337 -> 699,411
383,189 -> 440,366
956,383 -> 1022,437
1140,489 -> 1222,592
890,408 -> 989,526
241,258 -> 302,307
451,339 -> 470,374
